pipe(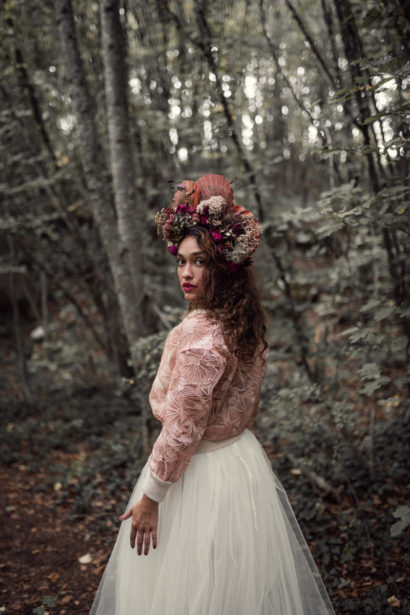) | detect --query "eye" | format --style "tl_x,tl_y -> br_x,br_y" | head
176,258 -> 185,267
196,258 -> 205,266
